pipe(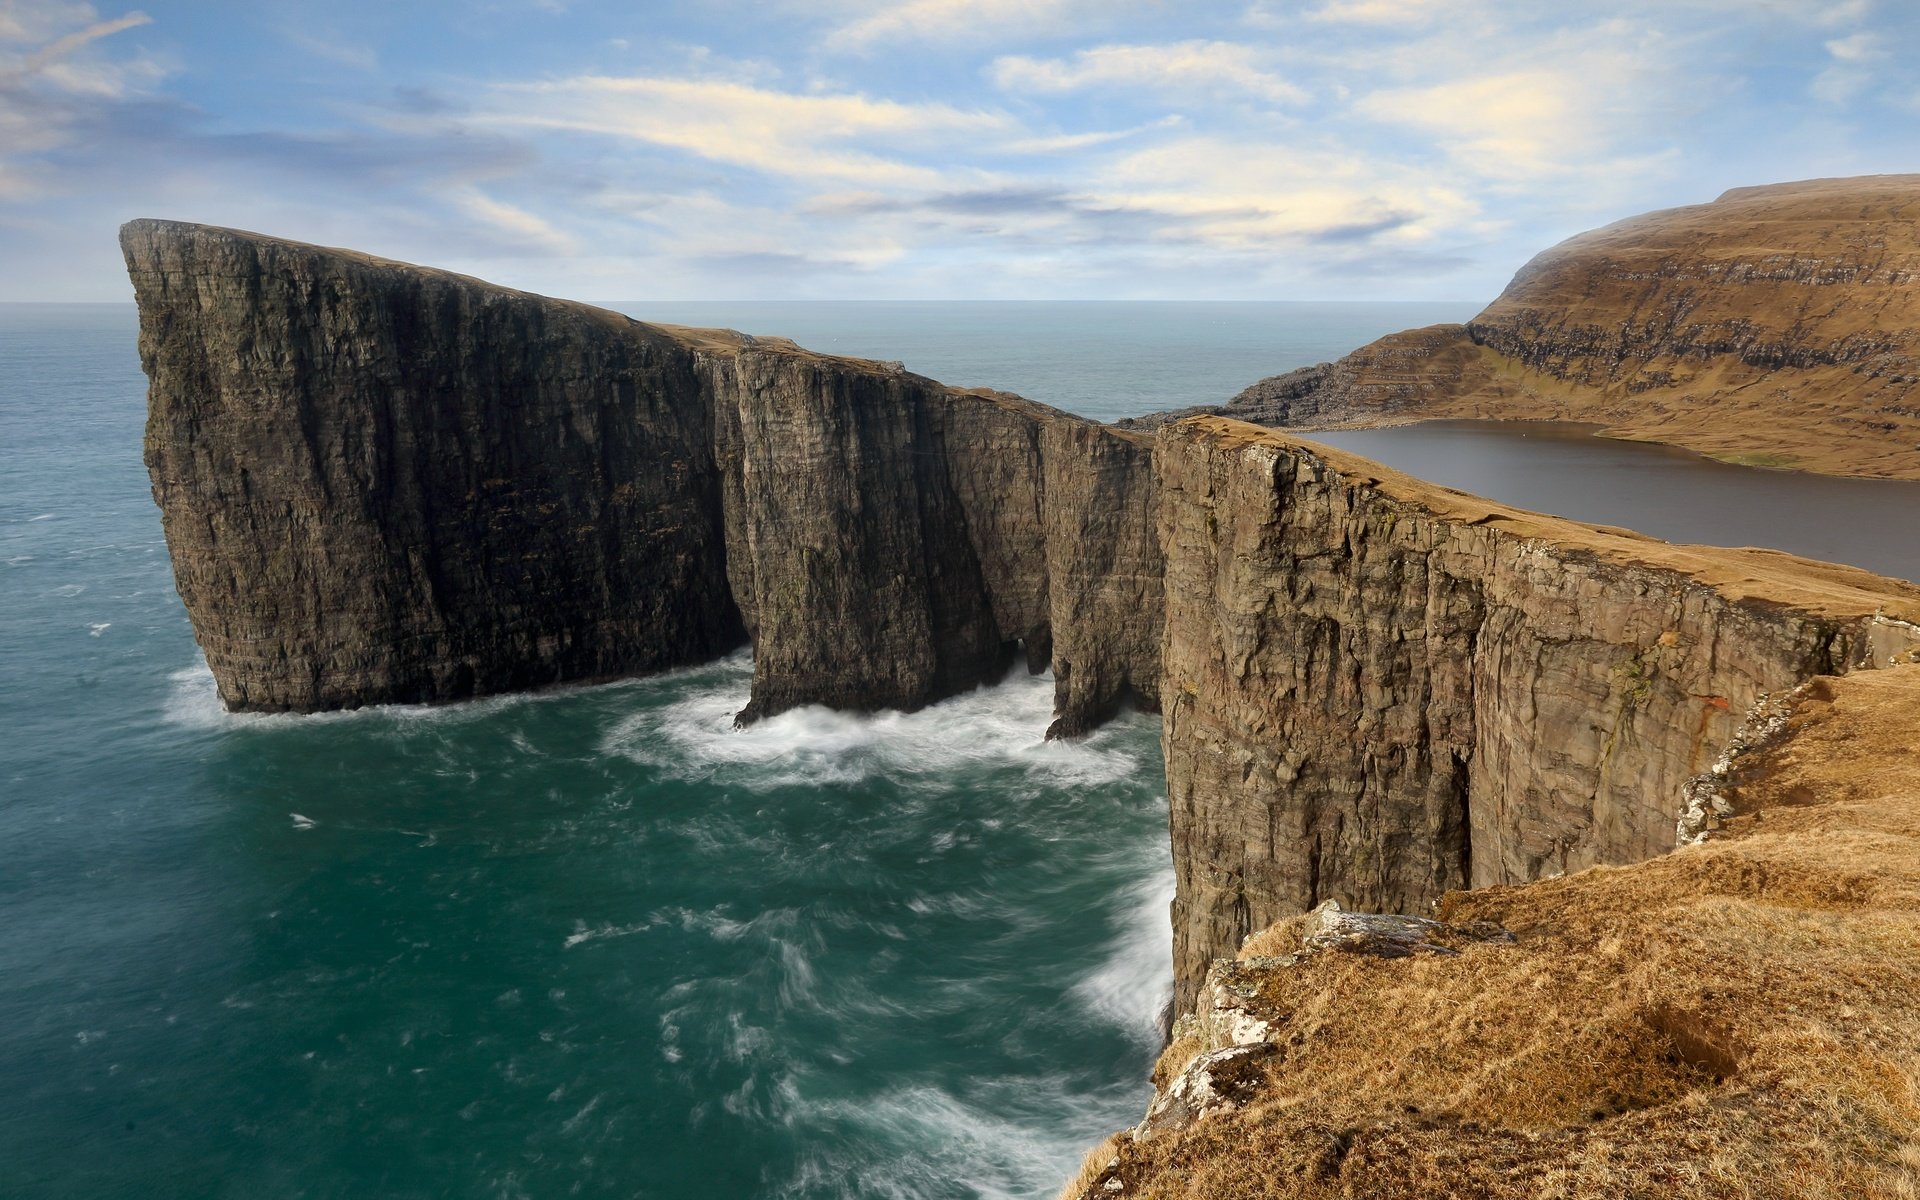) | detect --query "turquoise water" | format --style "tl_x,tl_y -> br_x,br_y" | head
2,302 -> 1478,1199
